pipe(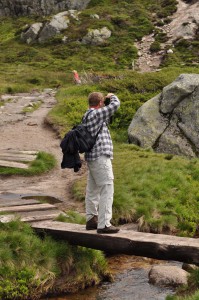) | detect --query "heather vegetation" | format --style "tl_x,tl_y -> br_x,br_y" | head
0,0 -> 199,298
